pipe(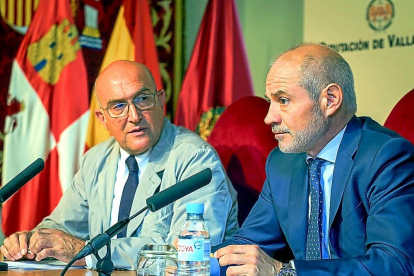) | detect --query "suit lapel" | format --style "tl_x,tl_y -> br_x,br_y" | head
288,154 -> 308,259
285,116 -> 363,257
126,118 -> 176,236
329,116 -> 362,228
127,163 -> 162,236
